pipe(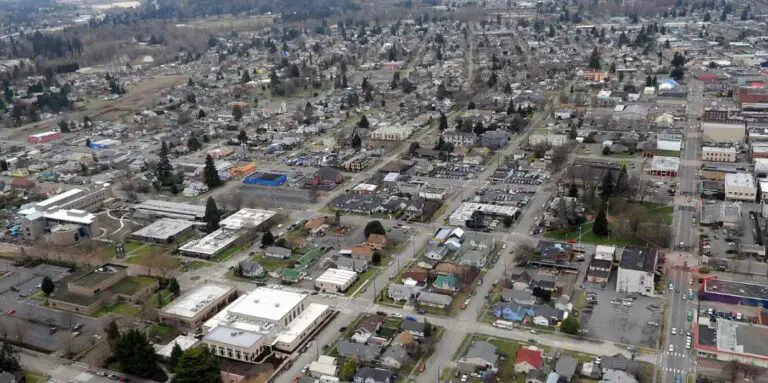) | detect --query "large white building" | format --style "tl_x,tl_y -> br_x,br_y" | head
179,208 -> 276,258
656,134 -> 682,152
448,202 -> 520,227
201,287 -> 331,363
529,132 -> 568,147
701,146 -> 737,162
616,247 -> 658,297
725,173 -> 757,202
369,125 -> 413,141
315,268 -> 357,293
